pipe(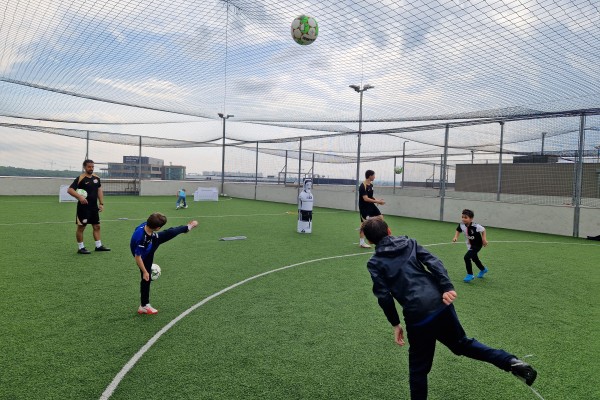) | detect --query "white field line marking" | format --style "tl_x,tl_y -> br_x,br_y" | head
101,240 -> 573,399
99,252 -> 369,400
528,386 -> 547,400
0,211 -> 346,226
